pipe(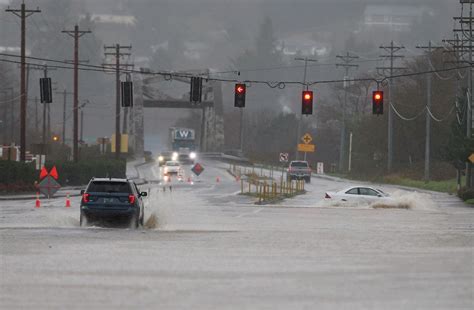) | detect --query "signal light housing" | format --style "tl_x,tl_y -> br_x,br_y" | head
40,77 -> 53,103
372,90 -> 384,115
234,83 -> 246,108
121,81 -> 134,107
302,90 -> 313,115
190,77 -> 203,103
